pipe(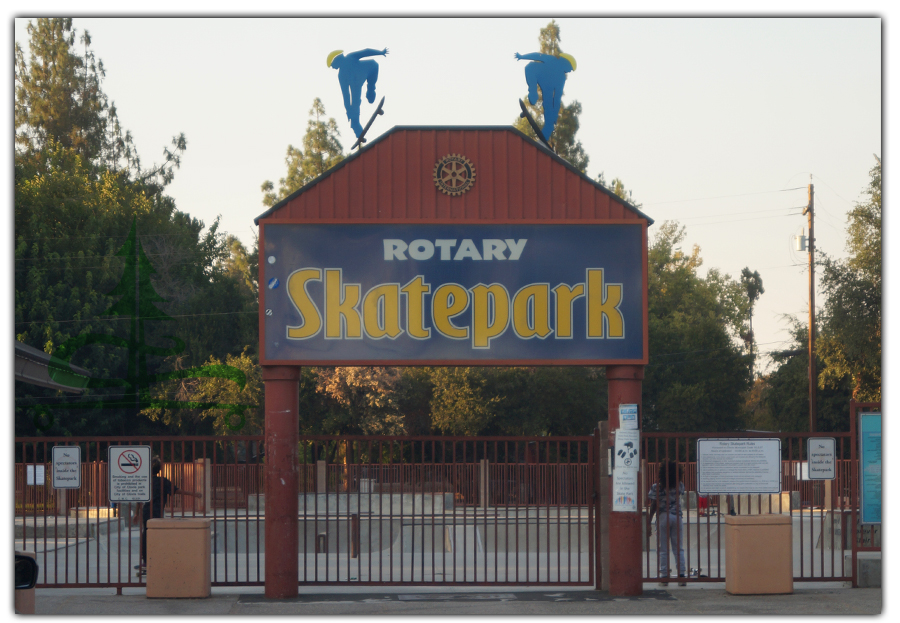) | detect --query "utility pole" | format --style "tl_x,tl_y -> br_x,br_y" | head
803,179 -> 817,433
